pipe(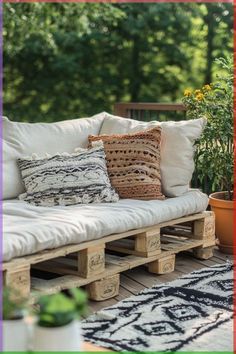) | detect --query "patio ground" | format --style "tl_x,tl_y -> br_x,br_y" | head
88,248 -> 233,314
